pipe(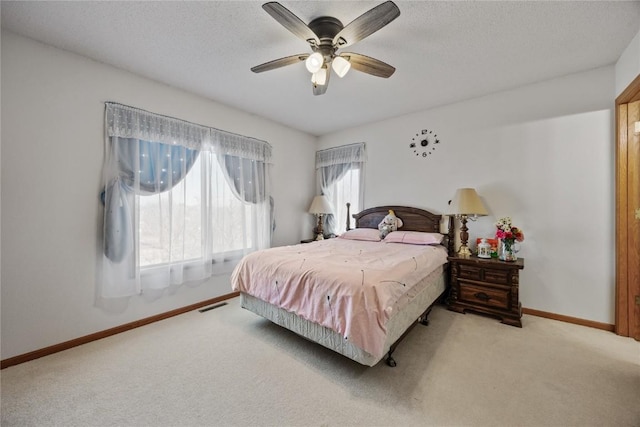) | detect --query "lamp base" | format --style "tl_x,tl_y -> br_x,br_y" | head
457,244 -> 472,257
314,213 -> 325,241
